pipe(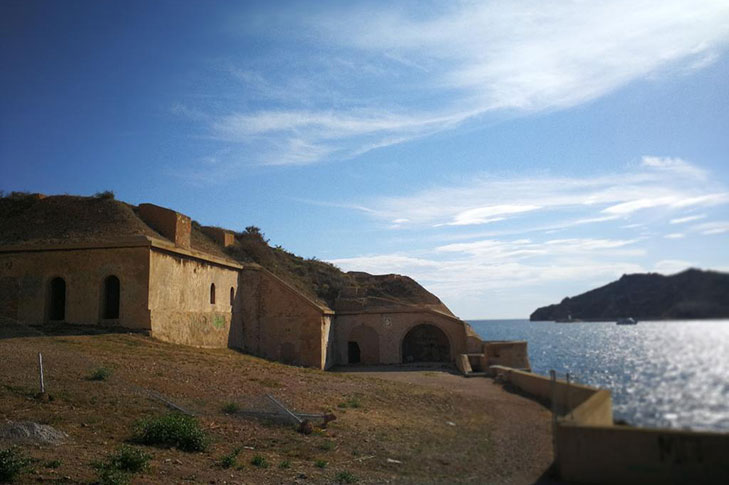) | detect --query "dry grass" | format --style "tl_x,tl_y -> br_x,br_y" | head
0,332 -> 552,484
